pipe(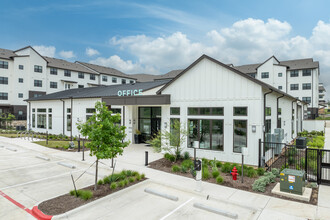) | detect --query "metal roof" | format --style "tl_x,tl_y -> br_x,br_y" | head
26,80 -> 170,101
76,61 -> 137,80
44,57 -> 96,74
